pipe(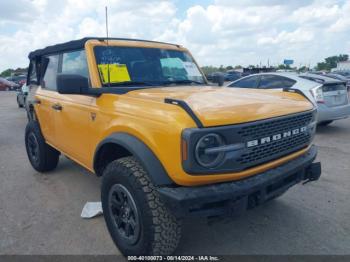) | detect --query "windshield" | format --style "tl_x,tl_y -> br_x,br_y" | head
94,46 -> 206,87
